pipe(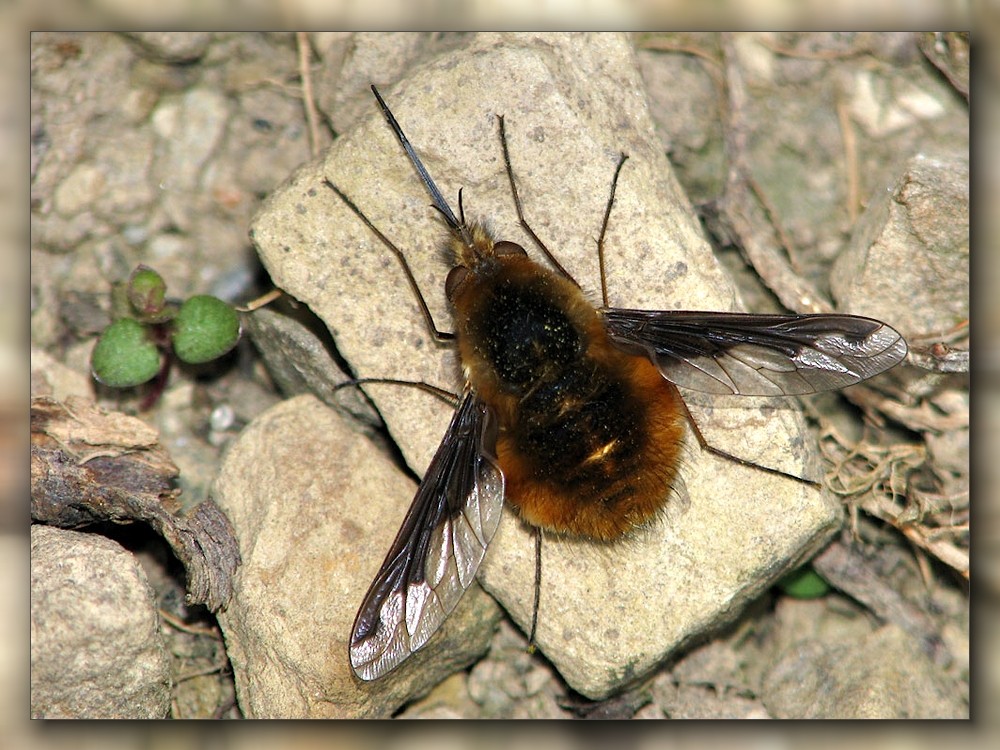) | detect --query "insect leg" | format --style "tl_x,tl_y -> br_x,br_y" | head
677,396 -> 821,487
596,153 -> 629,309
332,377 -> 461,407
497,115 -> 577,285
325,178 -> 456,342
527,525 -> 542,653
